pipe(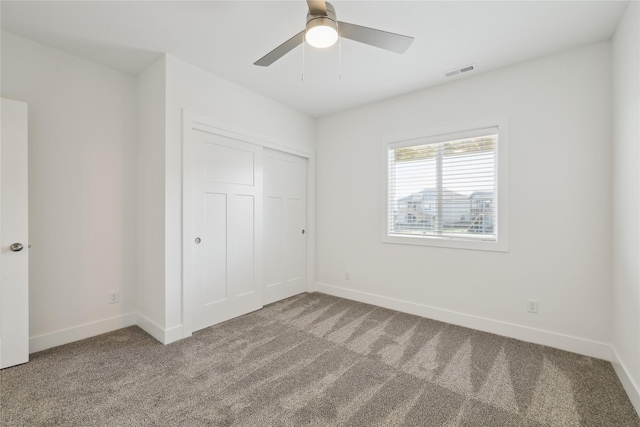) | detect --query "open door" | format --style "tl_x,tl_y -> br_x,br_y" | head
1,98 -> 29,369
